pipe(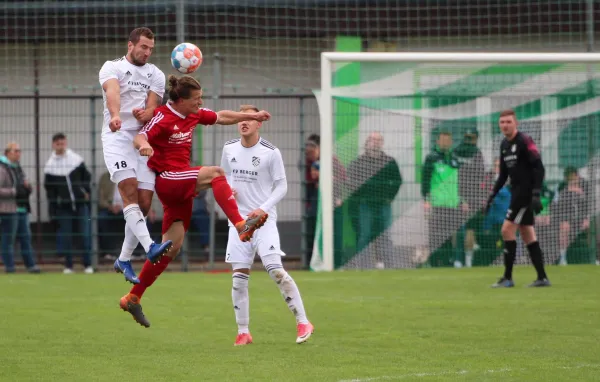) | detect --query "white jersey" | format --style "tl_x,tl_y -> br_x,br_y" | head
98,56 -> 165,132
221,137 -> 286,222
